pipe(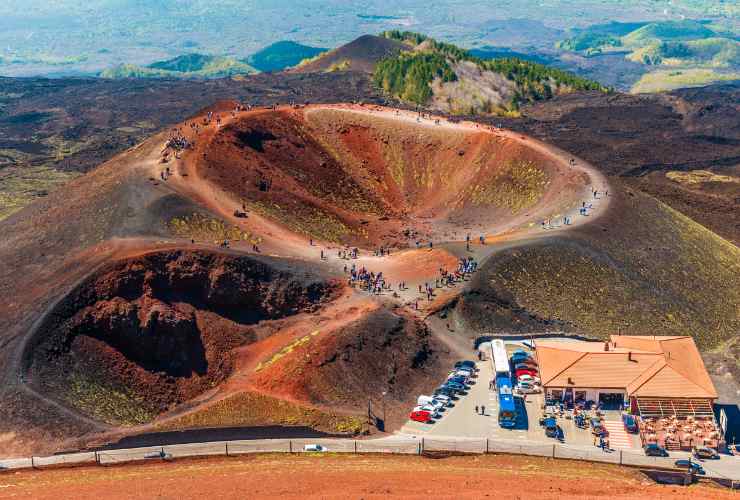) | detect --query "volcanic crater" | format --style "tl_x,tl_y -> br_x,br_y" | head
25,250 -> 339,425
198,106 -> 587,246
